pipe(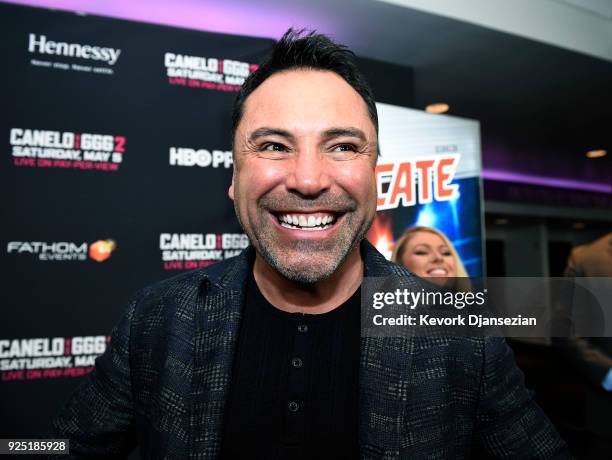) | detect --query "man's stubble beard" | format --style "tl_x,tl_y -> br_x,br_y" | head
234,191 -> 375,285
